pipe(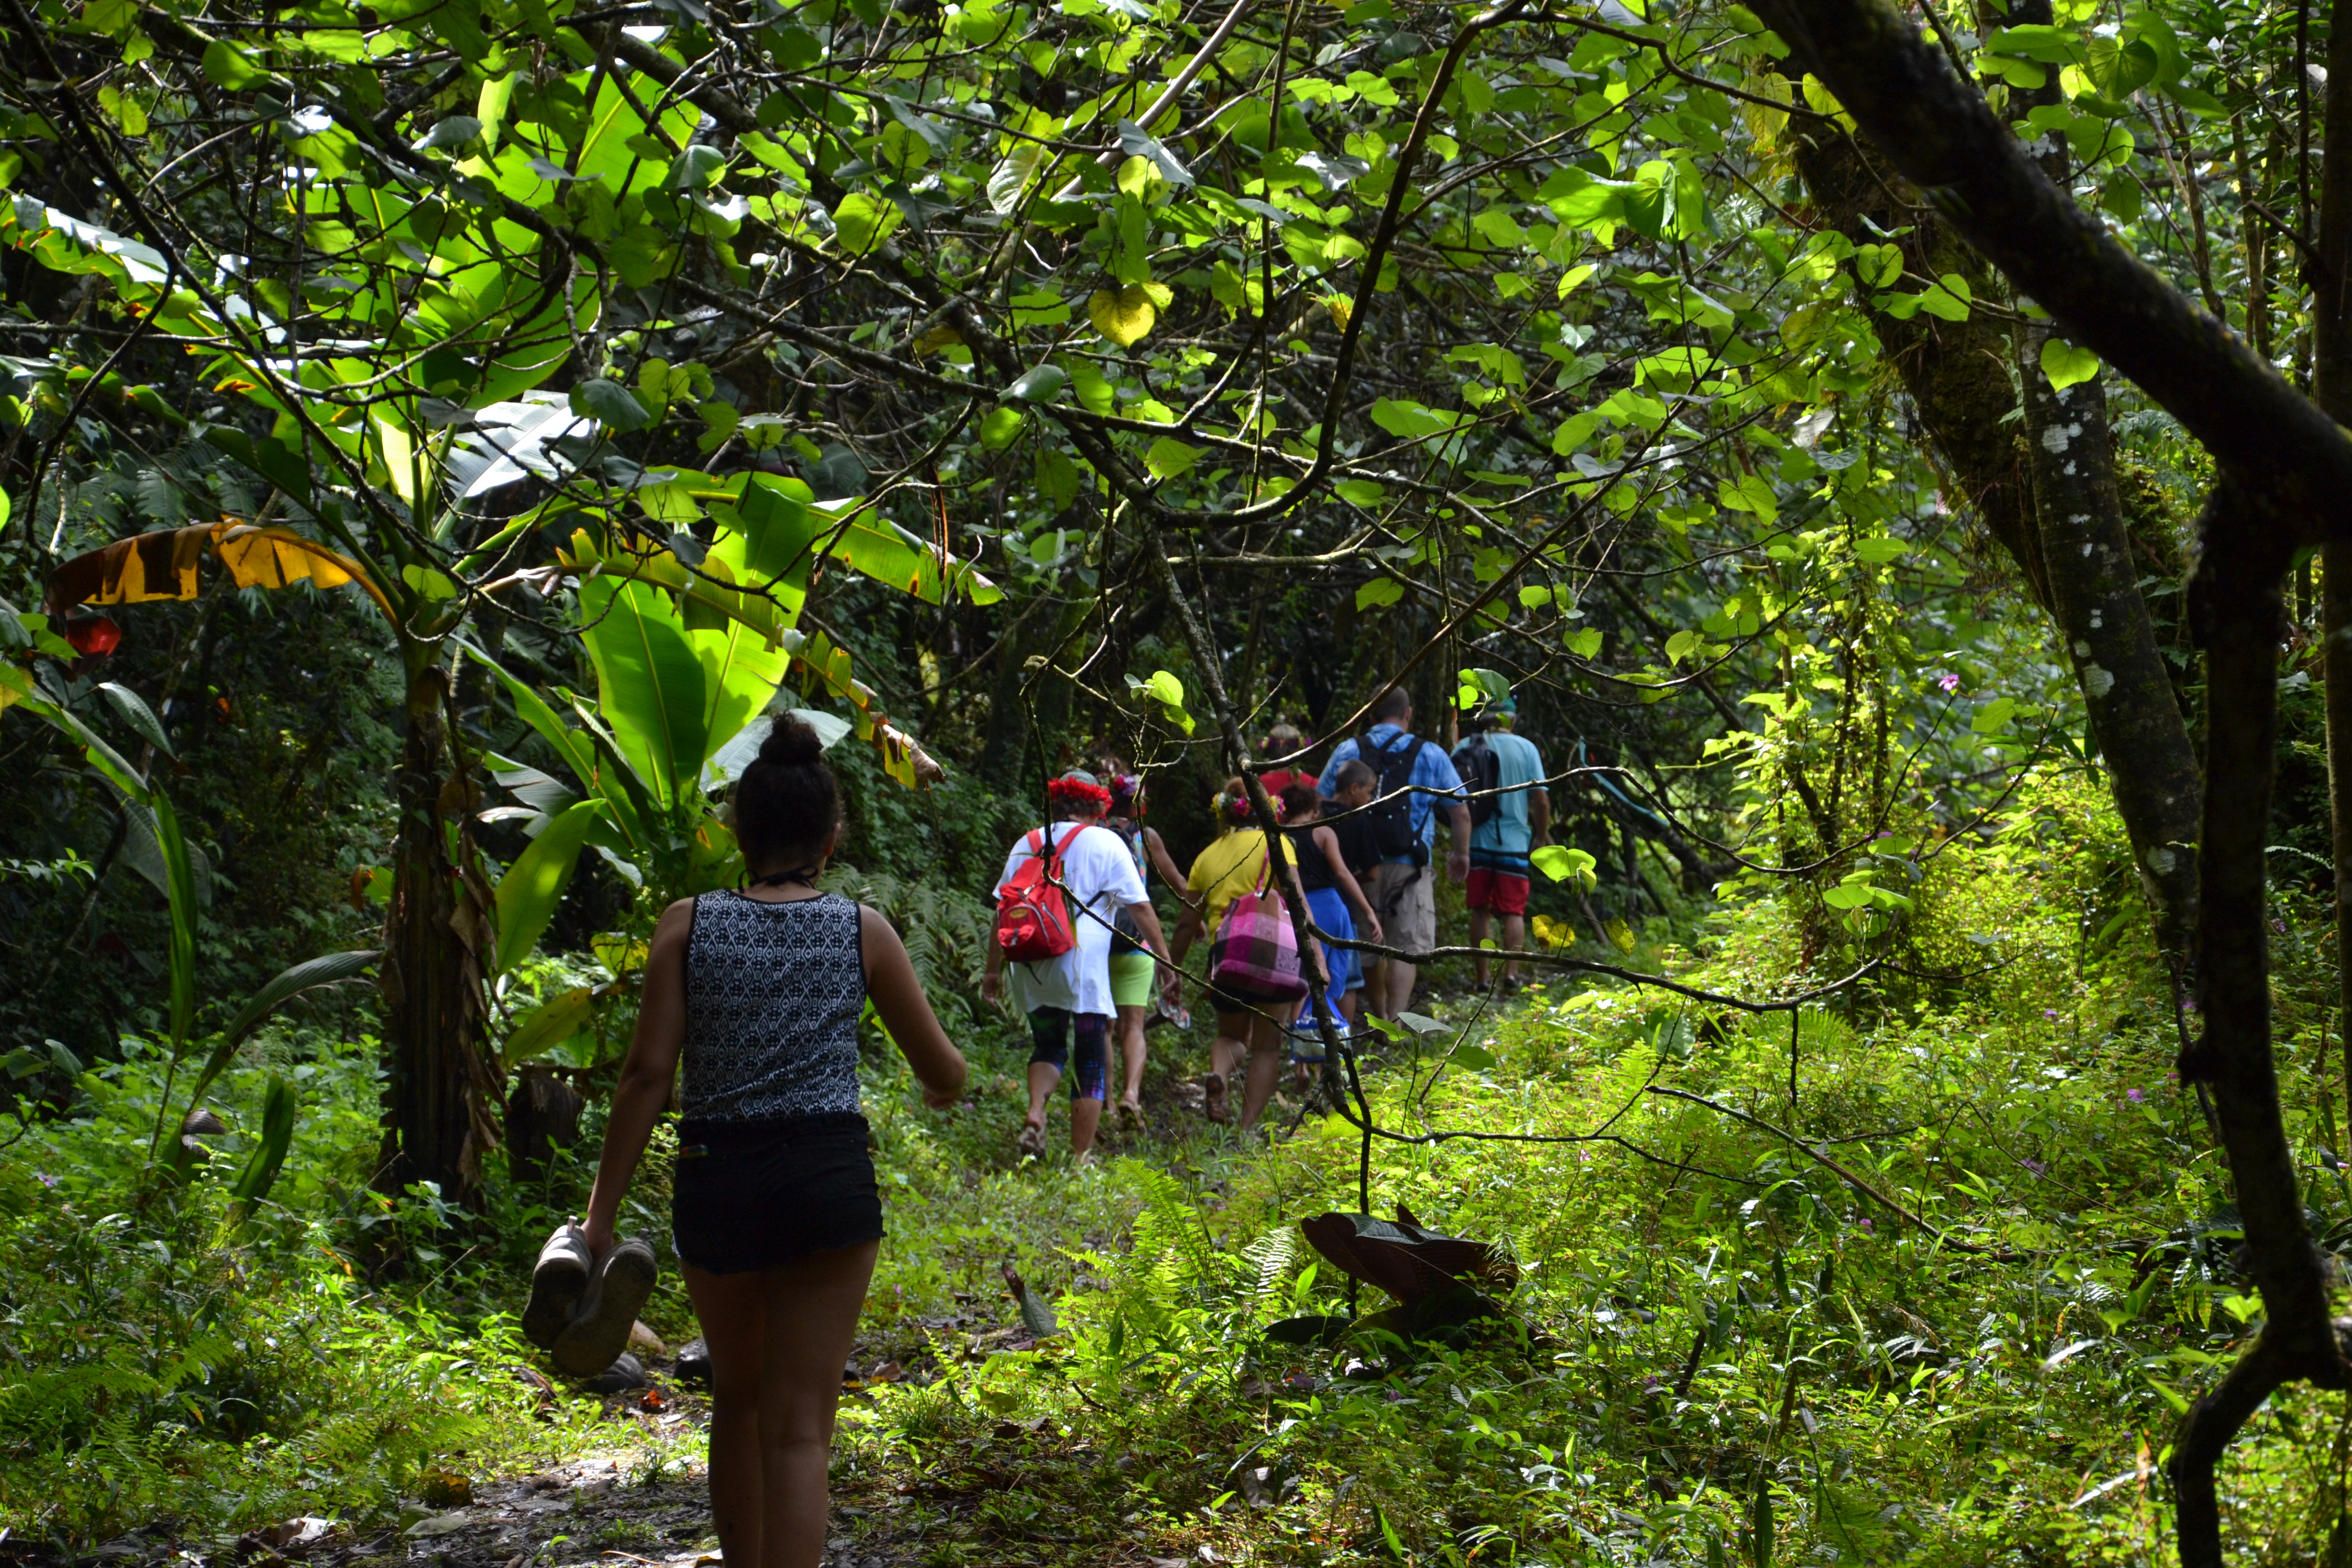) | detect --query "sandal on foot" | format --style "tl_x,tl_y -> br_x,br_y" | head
552,1237 -> 658,1377
523,1222 -> 592,1350
1116,1099 -> 1144,1131
1203,1073 -> 1231,1125
1016,1121 -> 1048,1158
